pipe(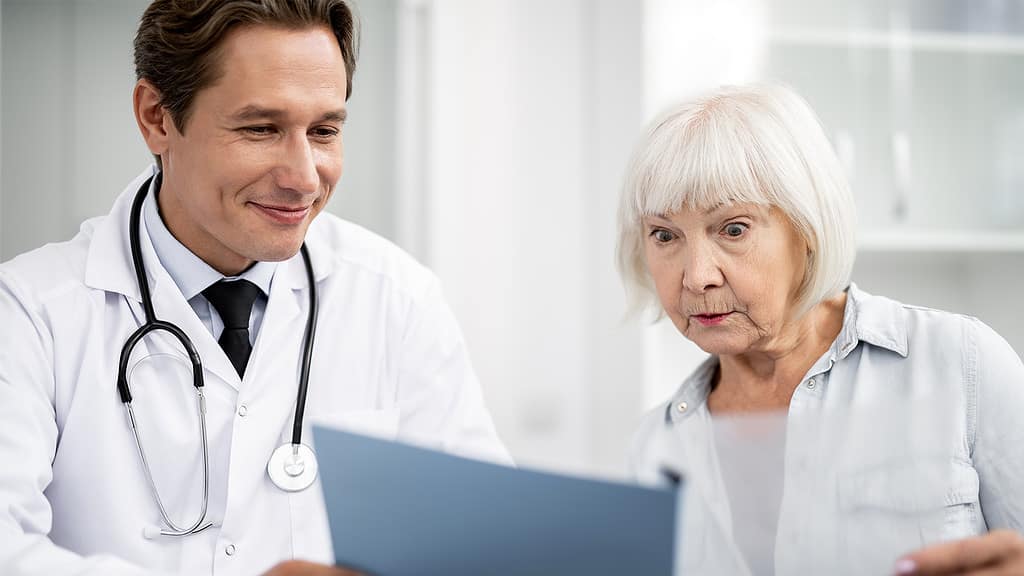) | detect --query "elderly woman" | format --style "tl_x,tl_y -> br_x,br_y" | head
620,83 -> 1024,575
